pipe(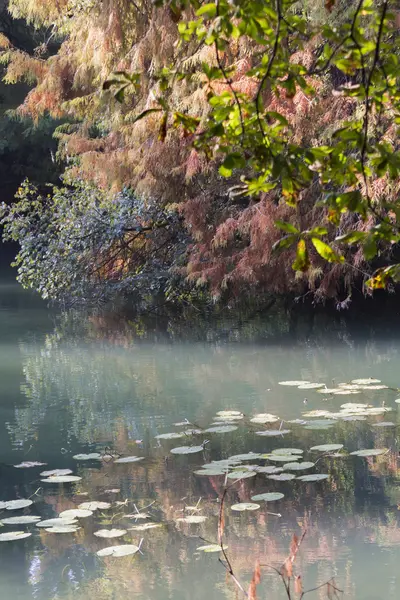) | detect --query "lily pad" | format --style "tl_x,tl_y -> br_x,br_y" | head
0,516 -> 41,525
303,410 -> 332,418
261,454 -> 300,462
297,474 -> 329,482
72,453 -> 102,460
371,422 -> 396,427
5,499 -> 33,511
226,470 -> 256,480
278,381 -> 310,386
298,383 -> 325,389
228,453 -> 260,461
267,473 -> 296,481
155,432 -> 184,440
170,446 -> 204,455
44,526 -> 80,533
176,515 -> 207,524
104,489 -> 120,494
113,456 -> 145,463
310,444 -> 344,452
59,509 -> 93,518
255,466 -> 283,474
37,518 -> 78,528
78,501 -> 111,510
250,492 -> 284,502
184,429 -> 204,435
350,449 -> 387,457
255,429 -> 291,436
97,544 -> 140,557
204,425 -> 238,433
94,529 -> 127,539
197,544 -> 227,552
194,469 -> 227,476
231,503 -> 260,511
129,523 -> 163,531
40,469 -> 73,477
0,531 -> 32,541
351,378 -> 381,385
216,410 -> 242,417
14,461 -> 47,469
283,462 -> 315,471
332,390 -> 360,395
41,476 -> 82,483
271,448 -> 303,455
250,414 -> 279,424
